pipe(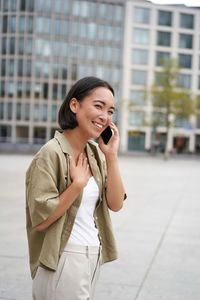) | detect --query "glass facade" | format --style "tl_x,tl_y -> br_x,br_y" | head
134,28 -> 149,45
130,90 -> 146,106
157,31 -> 171,47
179,34 -> 193,49
178,54 -> 192,69
134,7 -> 150,24
132,70 -> 147,85
178,74 -> 191,89
156,51 -> 170,66
129,111 -> 145,126
0,0 -> 124,147
133,49 -> 148,65
180,13 -> 194,29
158,10 -> 172,26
